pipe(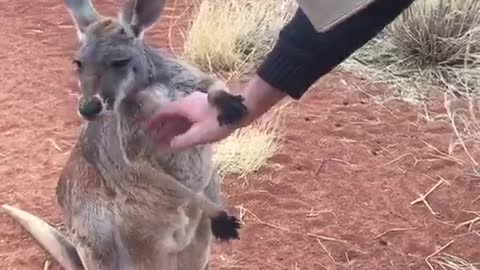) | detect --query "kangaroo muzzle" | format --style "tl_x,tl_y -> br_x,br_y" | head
78,95 -> 104,120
